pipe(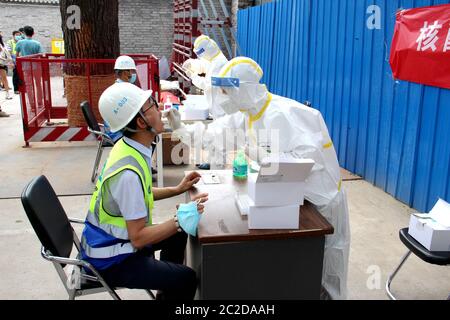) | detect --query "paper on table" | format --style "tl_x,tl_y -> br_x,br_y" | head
202,174 -> 221,185
429,199 -> 450,229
